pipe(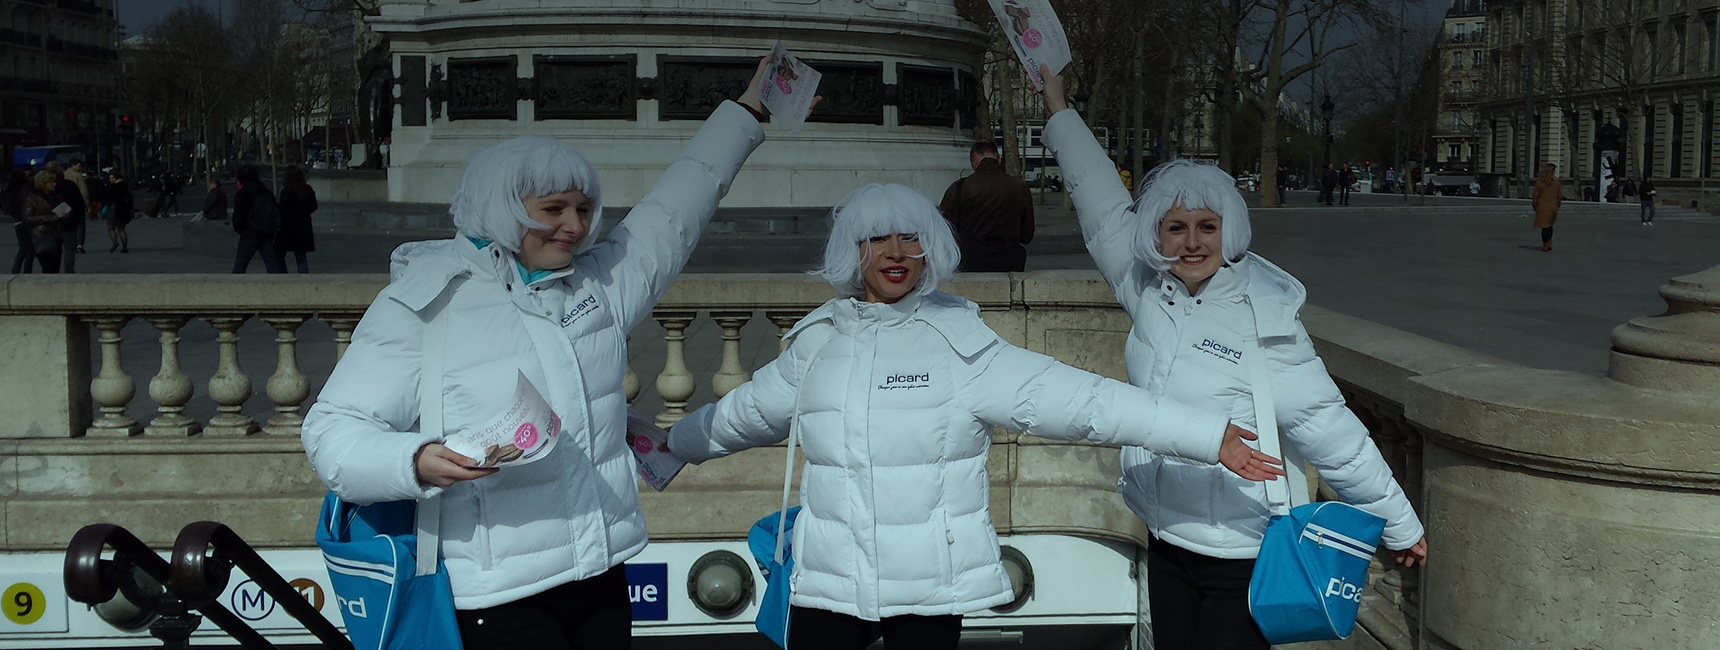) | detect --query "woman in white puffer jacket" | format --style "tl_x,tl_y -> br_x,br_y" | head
1037,70 -> 1428,650
668,183 -> 1284,650
301,56 -> 781,650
